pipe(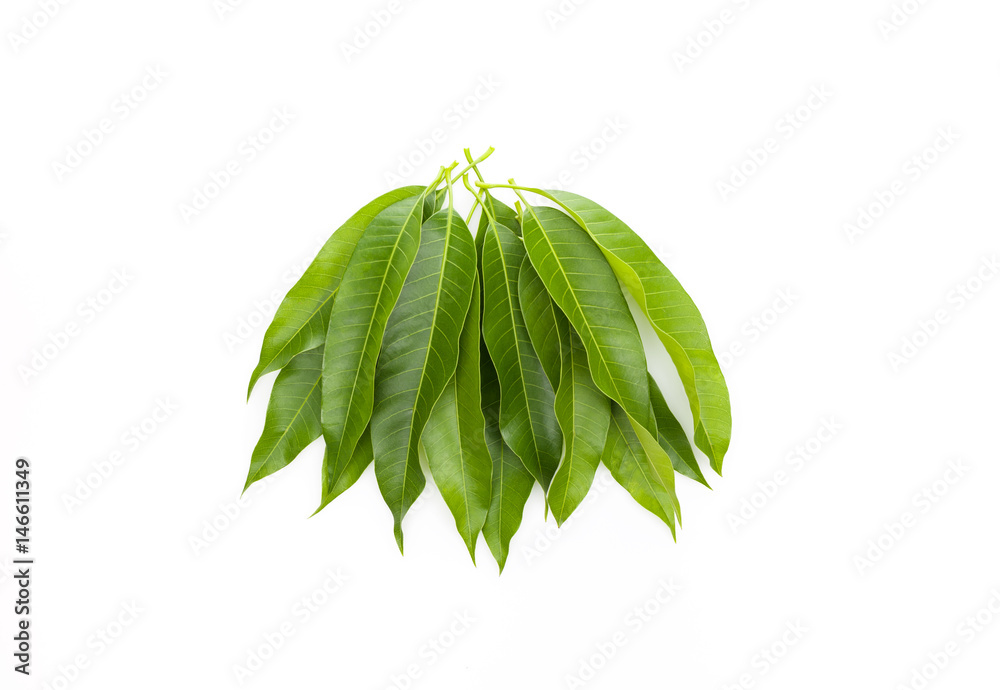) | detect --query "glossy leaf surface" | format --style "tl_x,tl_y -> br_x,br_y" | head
480,199 -> 561,490
244,346 -> 323,492
546,190 -> 731,473
480,347 -> 535,573
370,207 -> 477,552
425,276 -> 492,561
320,194 -> 425,518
